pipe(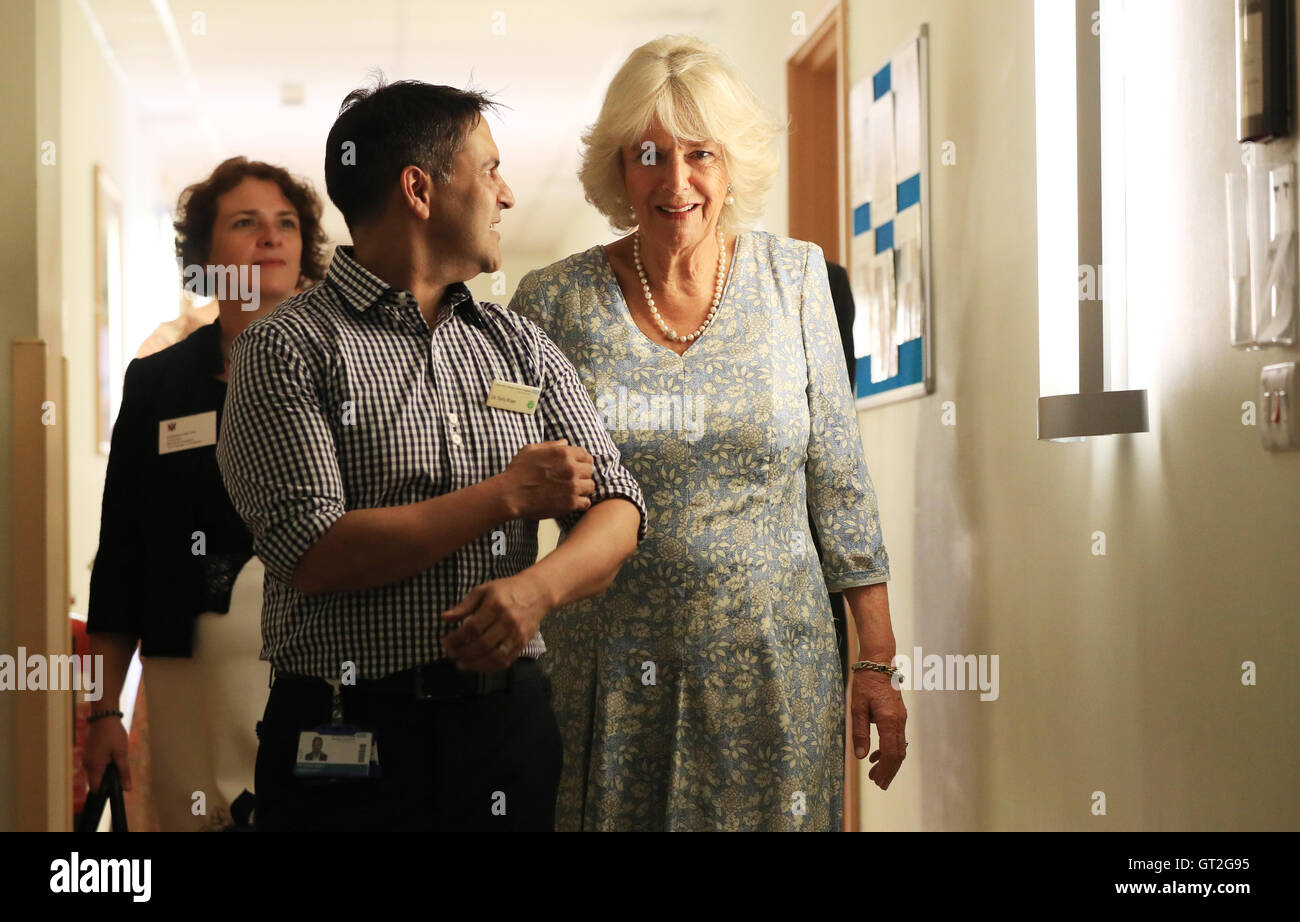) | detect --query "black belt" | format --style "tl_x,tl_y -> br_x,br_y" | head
275,658 -> 543,702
